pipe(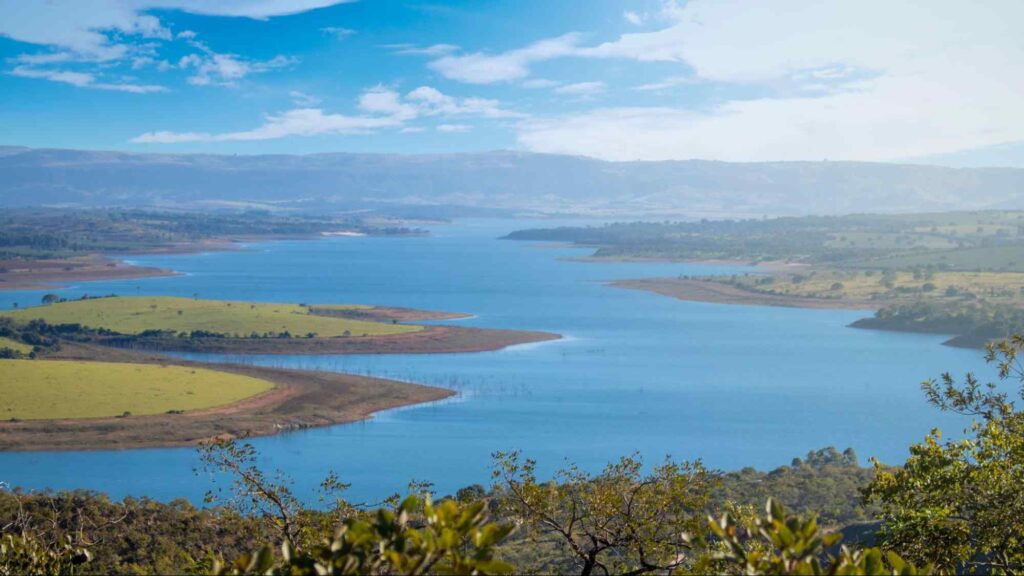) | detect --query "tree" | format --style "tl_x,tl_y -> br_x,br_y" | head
197,438 -> 304,548
492,451 -> 713,575
705,498 -> 928,575
0,531 -> 92,576
214,495 -> 513,576
864,336 -> 1024,573
40,294 -> 60,305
